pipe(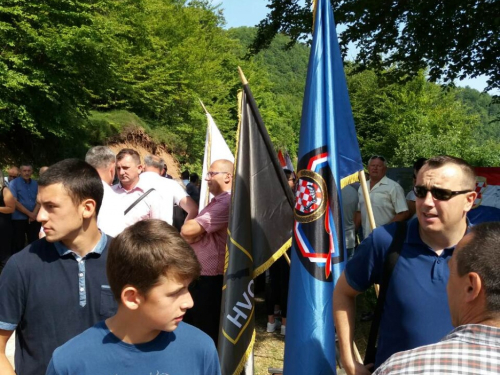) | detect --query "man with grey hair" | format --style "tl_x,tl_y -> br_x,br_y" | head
85,146 -> 123,236
140,154 -> 198,225
374,222 -> 500,374
355,155 -> 409,239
